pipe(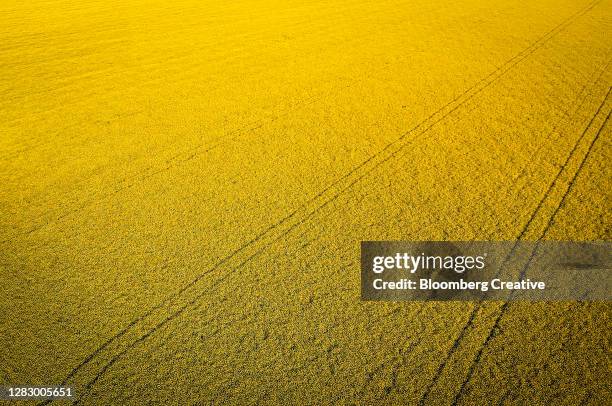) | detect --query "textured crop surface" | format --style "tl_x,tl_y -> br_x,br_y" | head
1,0 -> 611,404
